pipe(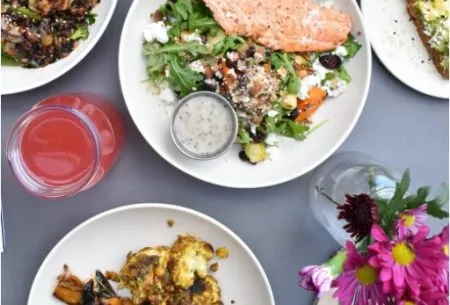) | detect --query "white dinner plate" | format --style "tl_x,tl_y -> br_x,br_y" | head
119,0 -> 372,188
27,203 -> 274,305
361,0 -> 448,99
1,0 -> 117,95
